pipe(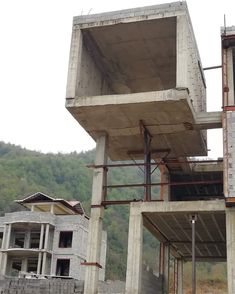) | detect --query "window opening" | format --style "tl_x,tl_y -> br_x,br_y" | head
59,231 -> 73,248
56,259 -> 70,276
